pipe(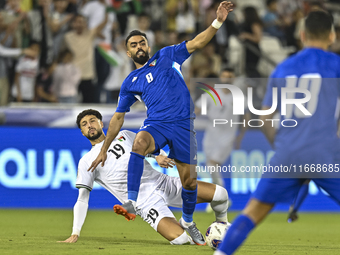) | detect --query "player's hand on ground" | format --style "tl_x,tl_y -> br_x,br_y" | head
57,234 -> 79,243
216,1 -> 233,23
88,151 -> 107,172
156,155 -> 175,168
